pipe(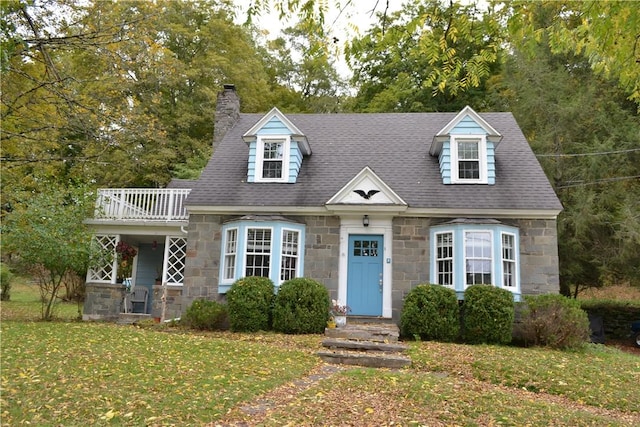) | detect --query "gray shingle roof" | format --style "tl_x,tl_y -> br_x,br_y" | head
186,112 -> 562,212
